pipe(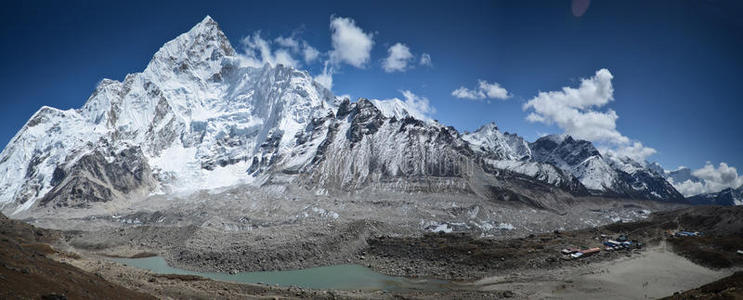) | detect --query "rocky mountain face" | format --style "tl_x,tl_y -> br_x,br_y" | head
0,16 -> 336,214
687,186 -> 743,206
529,135 -> 685,202
462,124 -> 586,194
462,123 -> 531,161
39,147 -> 156,208
0,16 -> 687,215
